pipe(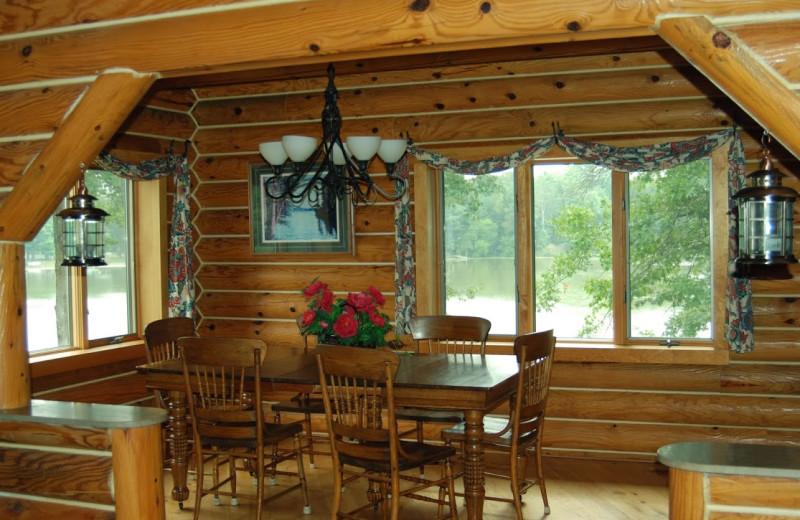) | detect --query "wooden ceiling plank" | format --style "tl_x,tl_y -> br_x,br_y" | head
657,15 -> 800,160
0,71 -> 156,242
